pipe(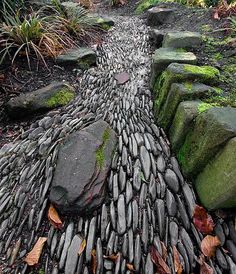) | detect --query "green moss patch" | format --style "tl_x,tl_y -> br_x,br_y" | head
135,0 -> 160,14
47,88 -> 75,108
184,64 -> 220,79
197,102 -> 214,113
96,128 -> 110,168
